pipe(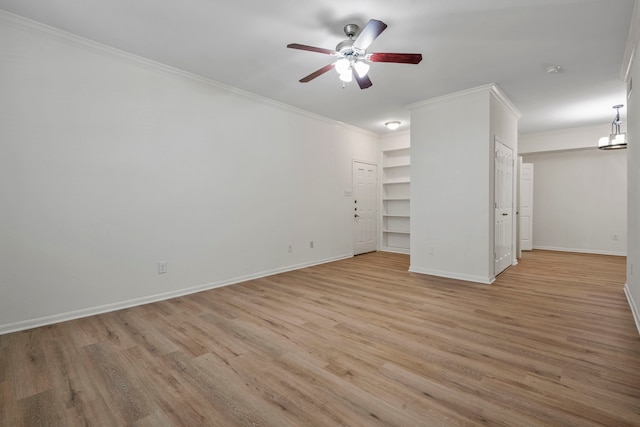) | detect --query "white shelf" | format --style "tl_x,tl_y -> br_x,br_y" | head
382,163 -> 410,169
381,145 -> 410,254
